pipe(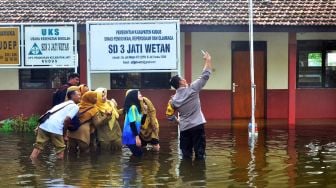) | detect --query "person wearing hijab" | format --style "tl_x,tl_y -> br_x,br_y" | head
67,91 -> 105,154
79,84 -> 89,96
65,84 -> 89,101
139,96 -> 160,151
95,87 -> 122,153
122,89 -> 144,157
65,86 -> 80,101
